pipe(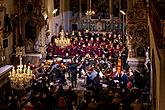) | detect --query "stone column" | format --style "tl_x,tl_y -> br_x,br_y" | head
79,0 -> 82,29
64,0 -> 69,12
79,0 -> 82,19
87,0 -> 90,11
60,0 -> 70,32
133,0 -> 140,7
109,0 -> 113,31
119,0 -> 122,35
48,0 -> 54,35
127,0 -> 133,10
64,0 -> 70,32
